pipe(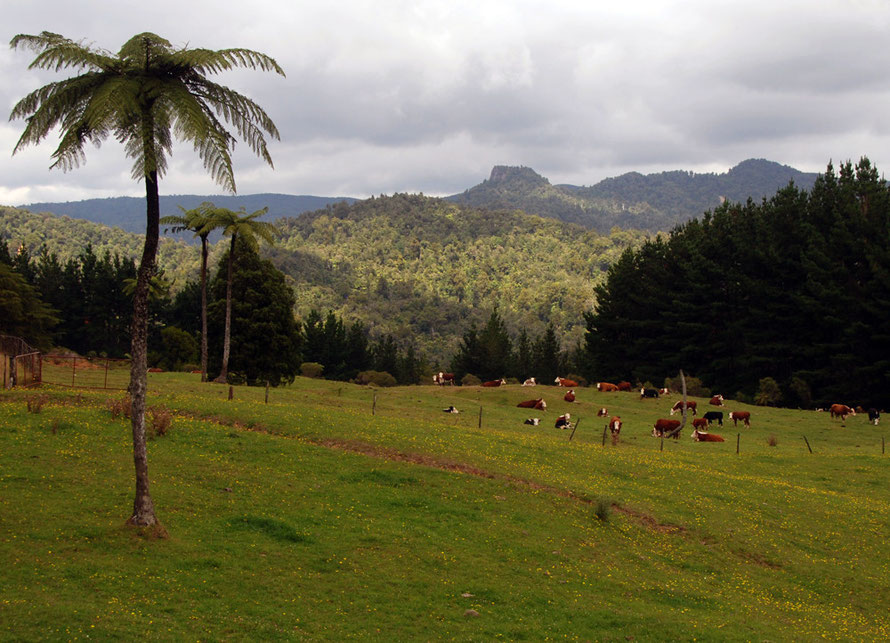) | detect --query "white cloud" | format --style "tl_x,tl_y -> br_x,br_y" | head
1,0 -> 888,204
